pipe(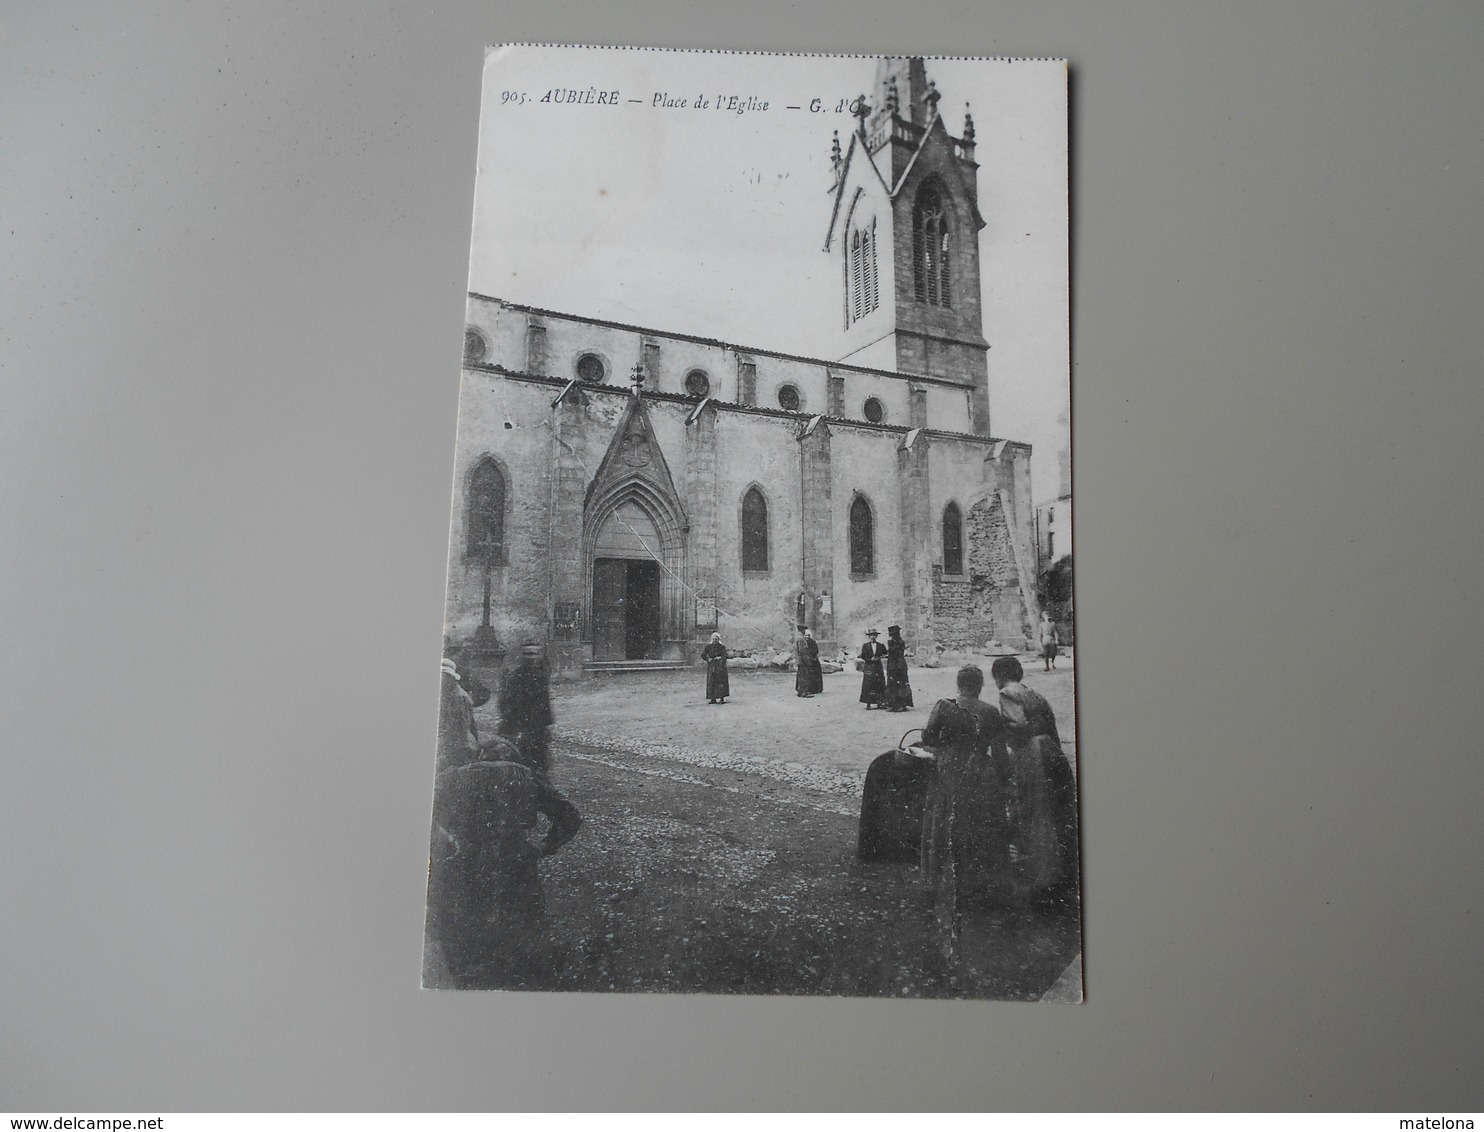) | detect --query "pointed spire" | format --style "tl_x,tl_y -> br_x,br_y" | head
629,362 -> 646,394
962,101 -> 976,144
852,93 -> 870,137
830,129 -> 841,167
872,58 -> 930,126
924,79 -> 941,118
